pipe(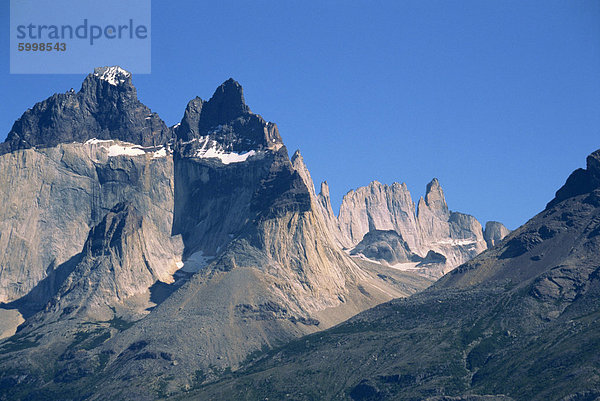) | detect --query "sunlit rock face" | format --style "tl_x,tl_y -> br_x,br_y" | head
332,178 -> 506,277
